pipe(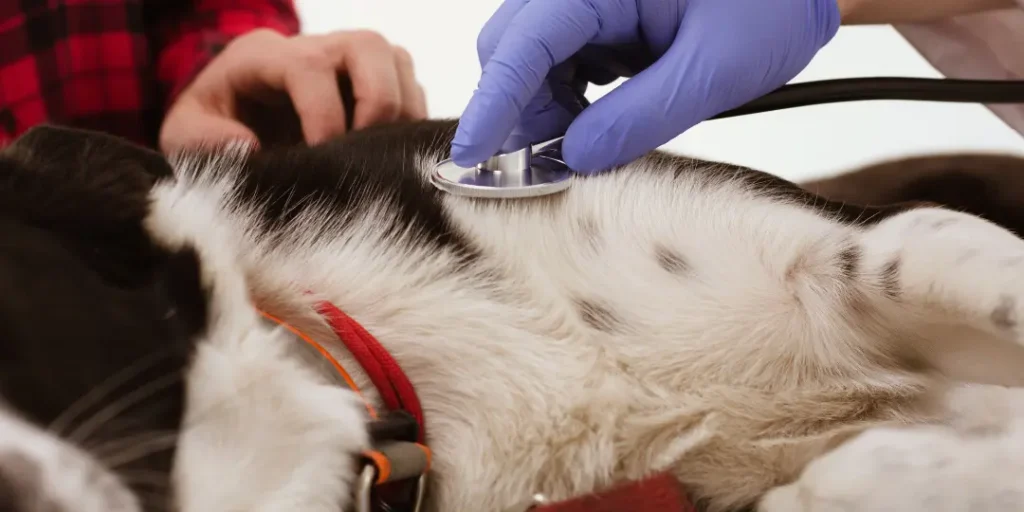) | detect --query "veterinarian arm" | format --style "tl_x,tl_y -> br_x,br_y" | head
153,0 -> 427,153
839,0 -> 1018,24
